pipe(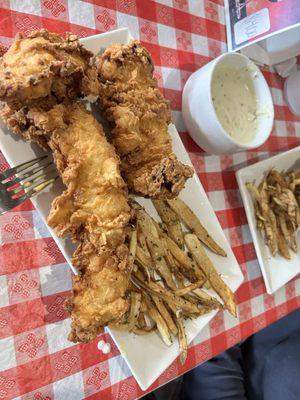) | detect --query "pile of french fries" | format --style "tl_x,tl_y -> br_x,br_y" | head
247,169 -> 300,259
109,197 -> 237,364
